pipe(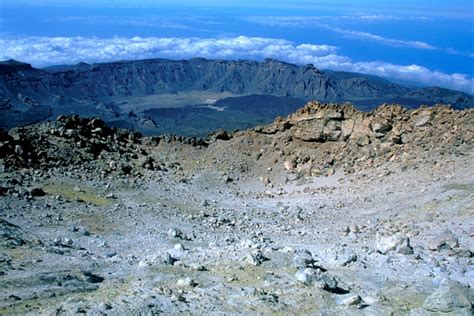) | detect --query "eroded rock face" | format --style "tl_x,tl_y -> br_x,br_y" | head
254,101 -> 473,176
267,102 -> 470,147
